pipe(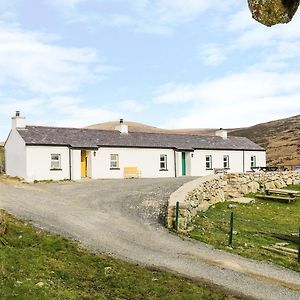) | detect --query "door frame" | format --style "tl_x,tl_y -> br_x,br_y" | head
81,150 -> 88,178
181,152 -> 186,176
